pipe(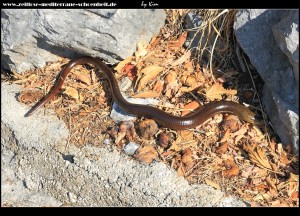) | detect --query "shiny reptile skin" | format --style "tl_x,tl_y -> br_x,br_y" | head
25,57 -> 256,130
